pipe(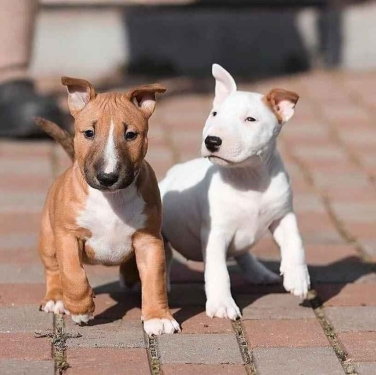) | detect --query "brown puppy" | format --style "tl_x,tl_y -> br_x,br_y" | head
37,77 -> 180,335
